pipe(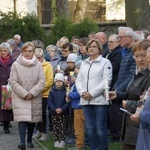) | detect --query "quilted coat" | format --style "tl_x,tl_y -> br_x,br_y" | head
9,54 -> 45,122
